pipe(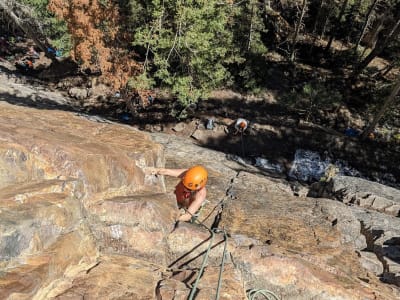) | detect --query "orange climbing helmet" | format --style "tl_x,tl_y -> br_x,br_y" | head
182,165 -> 208,191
